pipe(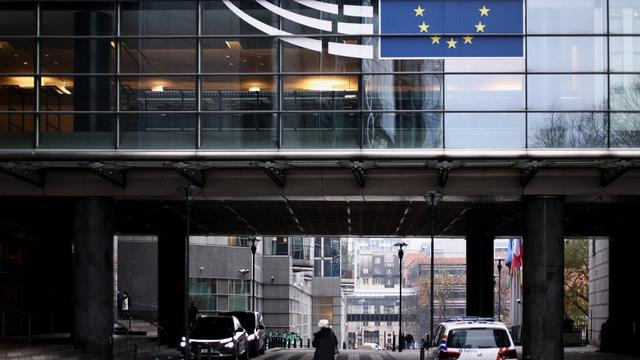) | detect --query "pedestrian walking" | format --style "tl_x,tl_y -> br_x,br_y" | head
116,291 -> 124,319
189,301 -> 199,329
122,290 -> 130,319
312,319 -> 338,360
